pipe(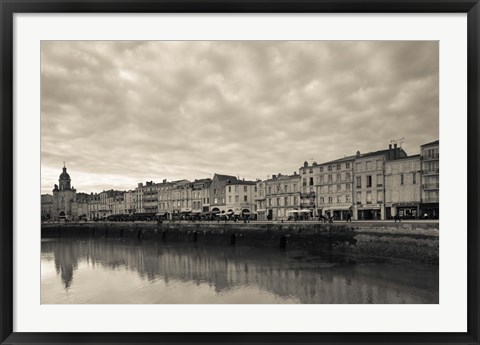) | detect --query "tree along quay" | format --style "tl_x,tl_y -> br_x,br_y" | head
41,222 -> 439,264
